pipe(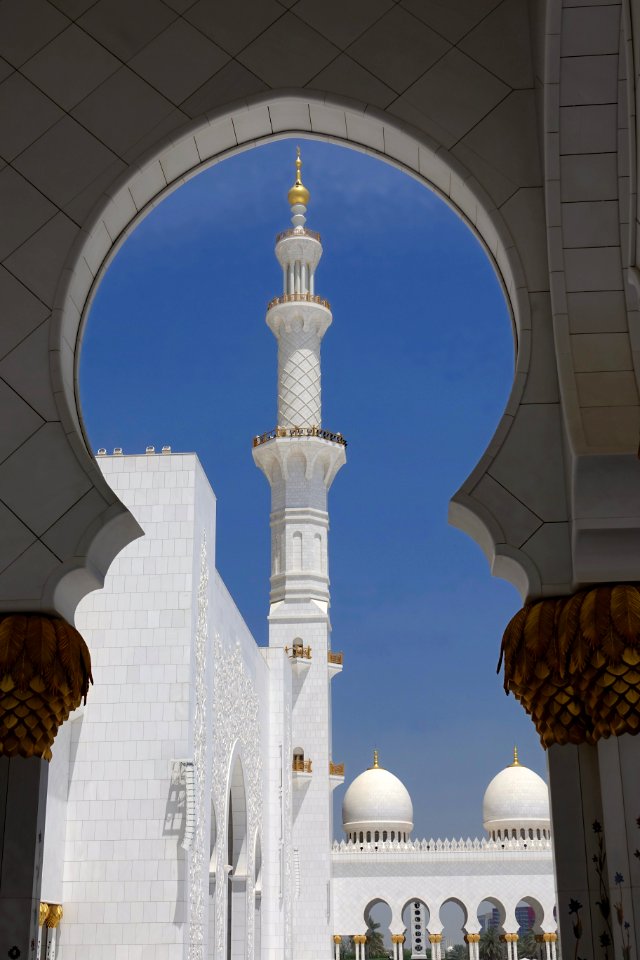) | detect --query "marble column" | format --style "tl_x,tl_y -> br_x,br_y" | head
0,758 -> 48,960
36,903 -> 48,960
464,932 -> 480,960
44,906 -> 62,960
501,587 -> 640,960
392,933 -> 406,960
333,935 -> 341,960
429,933 -> 443,960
